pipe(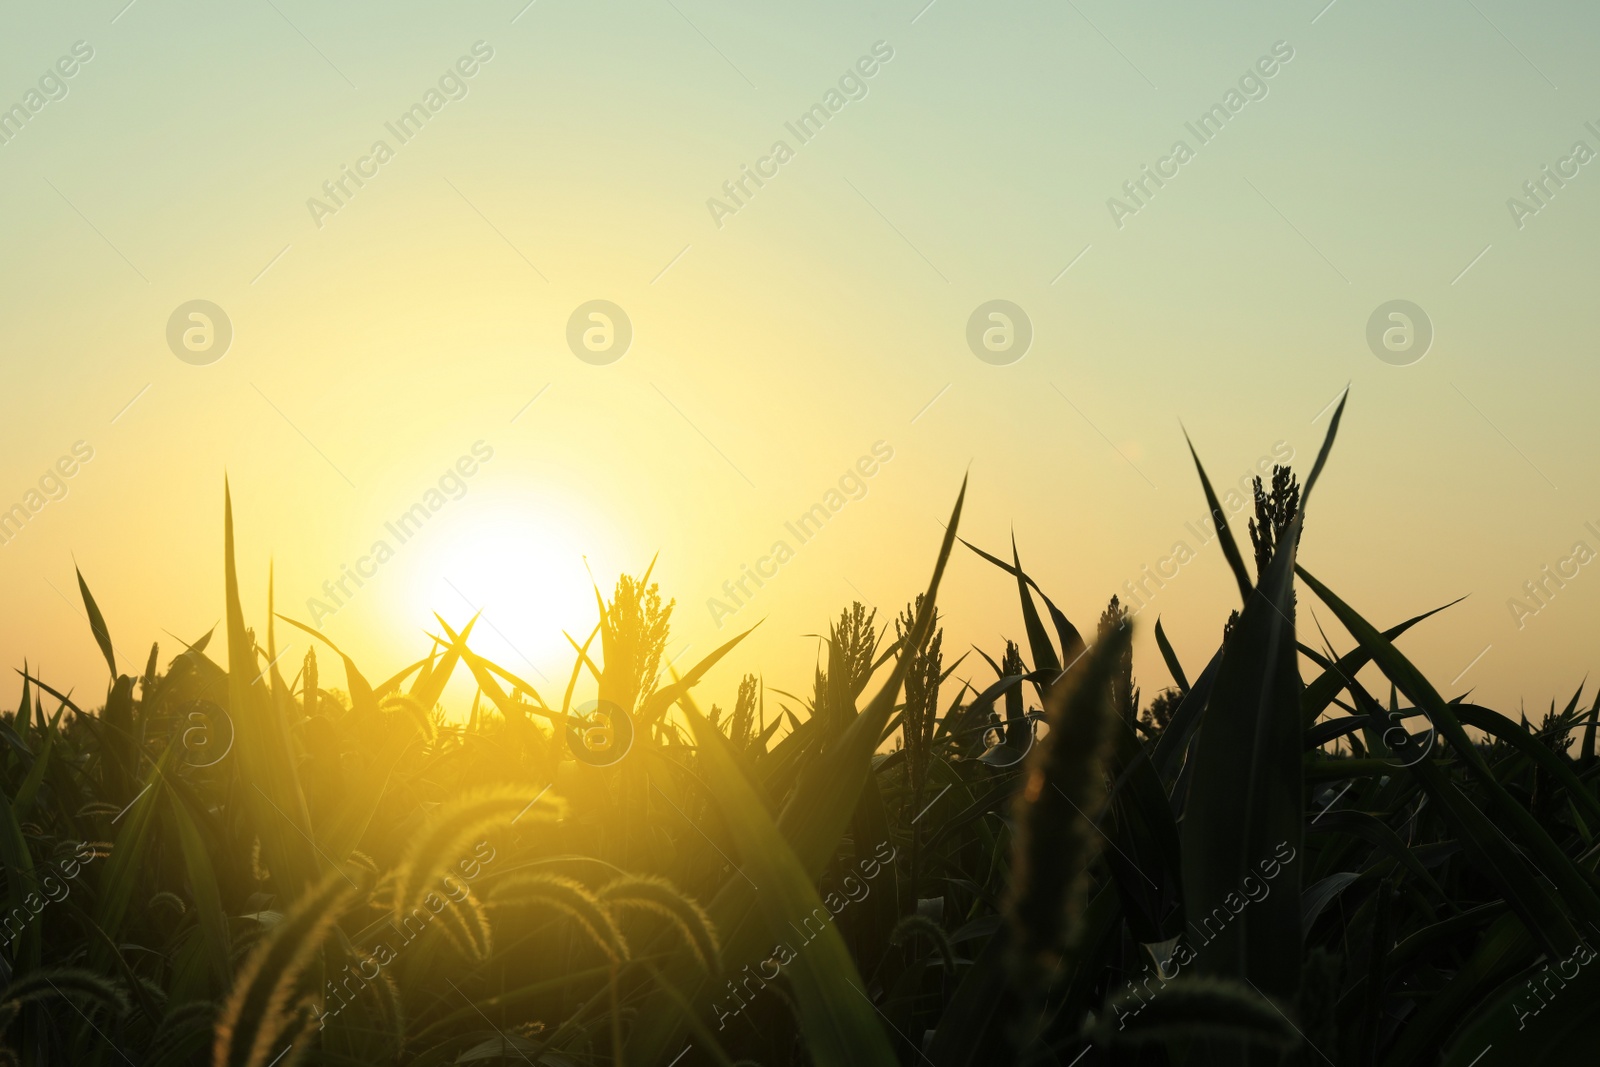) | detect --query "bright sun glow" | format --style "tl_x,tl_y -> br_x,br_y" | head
404,499 -> 608,709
